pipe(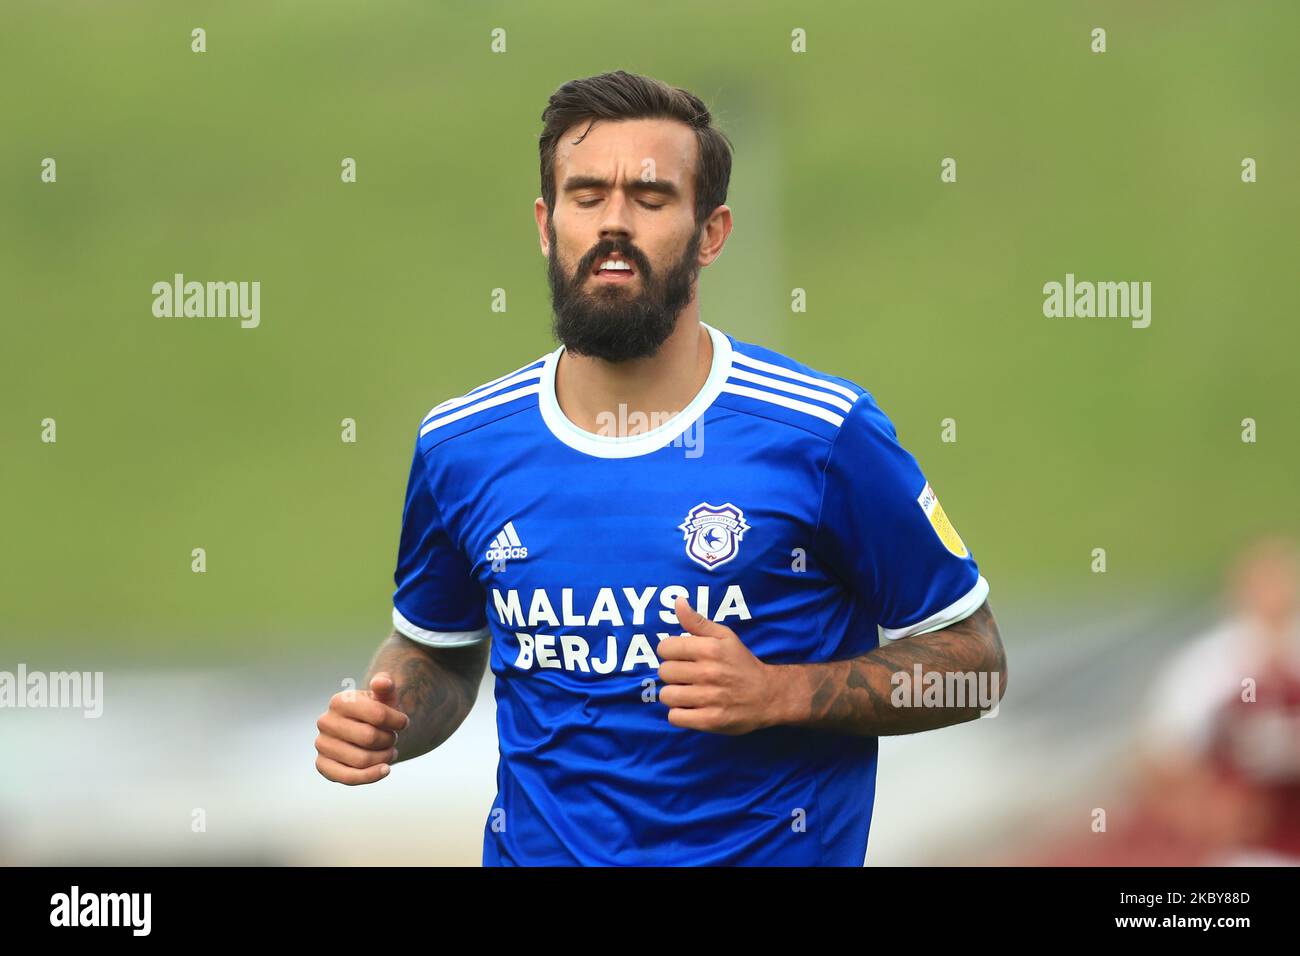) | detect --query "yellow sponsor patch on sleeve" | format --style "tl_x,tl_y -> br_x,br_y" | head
917,482 -> 969,558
